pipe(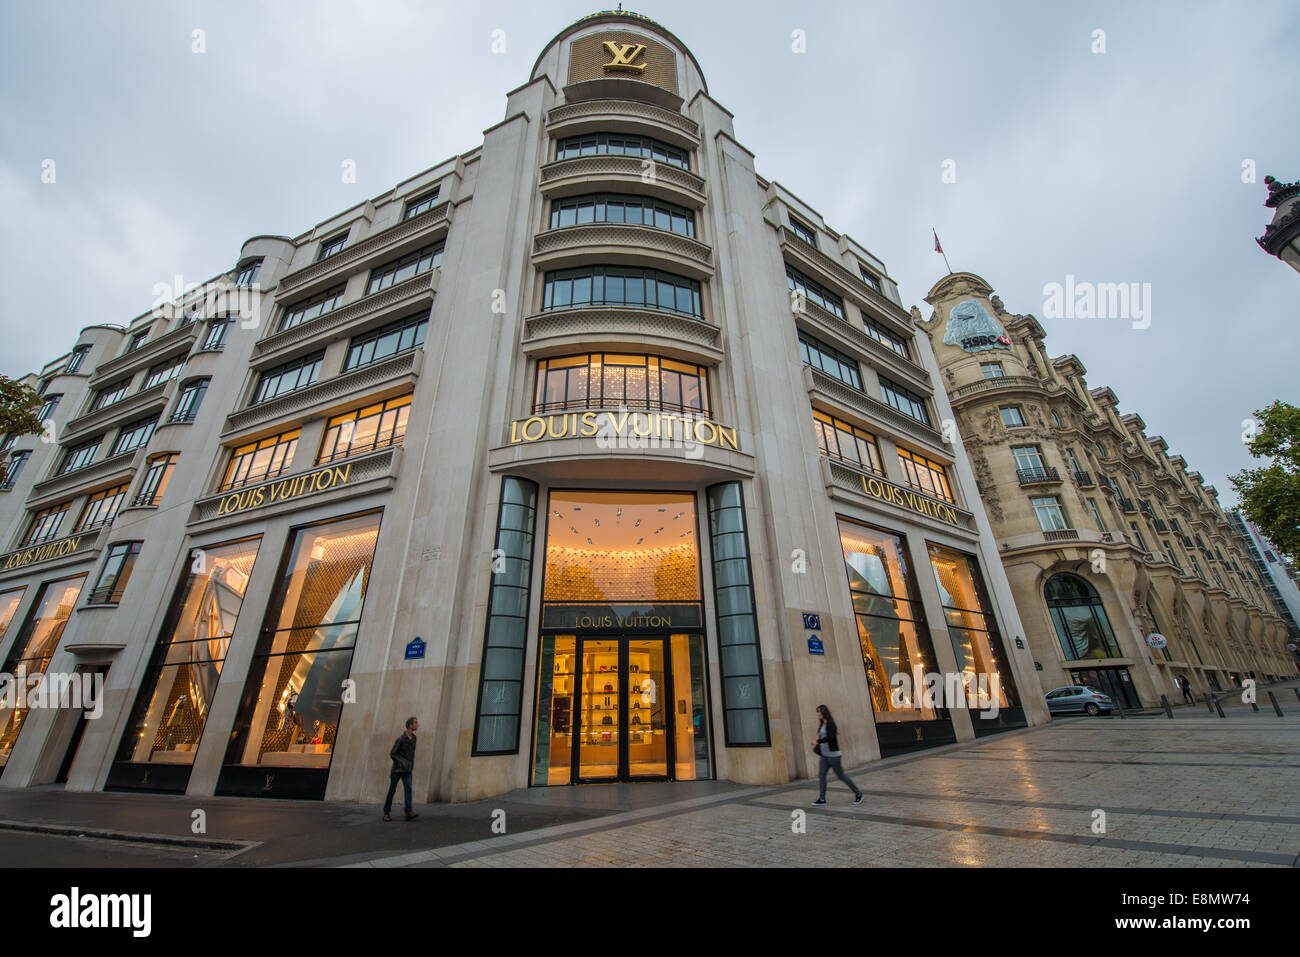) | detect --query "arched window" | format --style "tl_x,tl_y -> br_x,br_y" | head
1044,574 -> 1121,660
